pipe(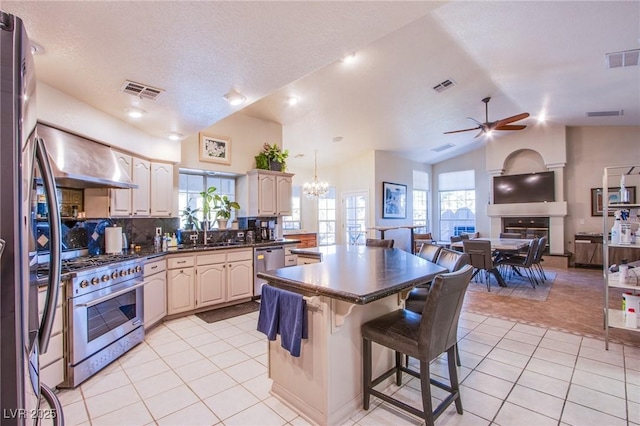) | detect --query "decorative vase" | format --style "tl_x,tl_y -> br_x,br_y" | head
269,160 -> 282,172
217,219 -> 229,229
